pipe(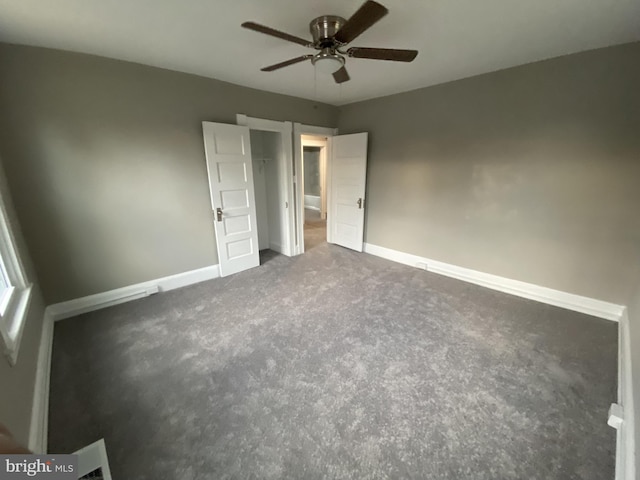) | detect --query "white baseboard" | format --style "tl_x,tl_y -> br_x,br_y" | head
47,265 -> 220,321
616,310 -> 635,480
363,243 -> 625,321
26,264 -> 219,451
28,310 -> 54,453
